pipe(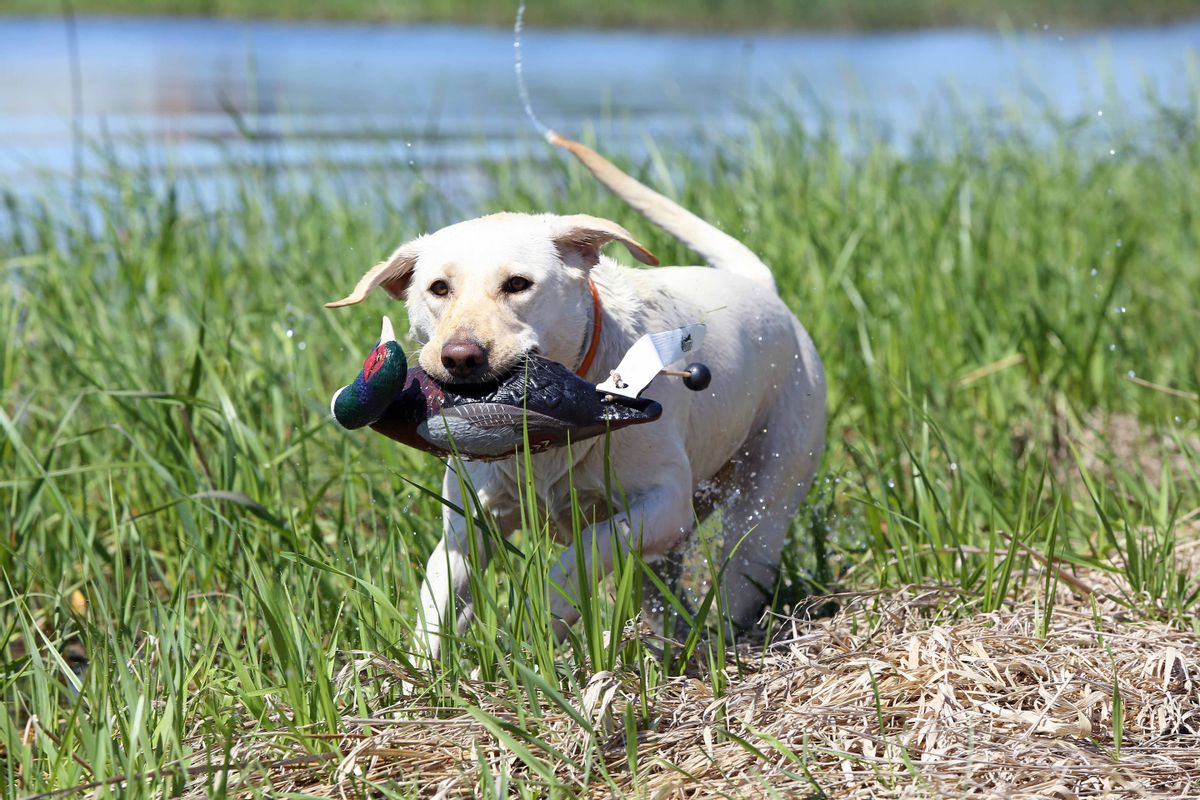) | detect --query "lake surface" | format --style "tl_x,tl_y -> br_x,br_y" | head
0,17 -> 1197,191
